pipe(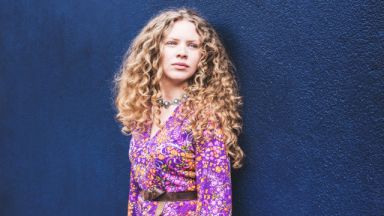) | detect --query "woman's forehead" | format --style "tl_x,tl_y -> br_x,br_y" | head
164,20 -> 200,42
